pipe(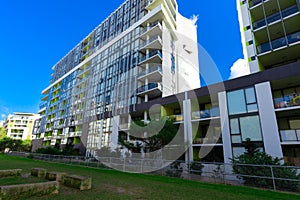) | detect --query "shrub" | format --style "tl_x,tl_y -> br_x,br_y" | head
231,139 -> 300,192
35,147 -> 61,155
